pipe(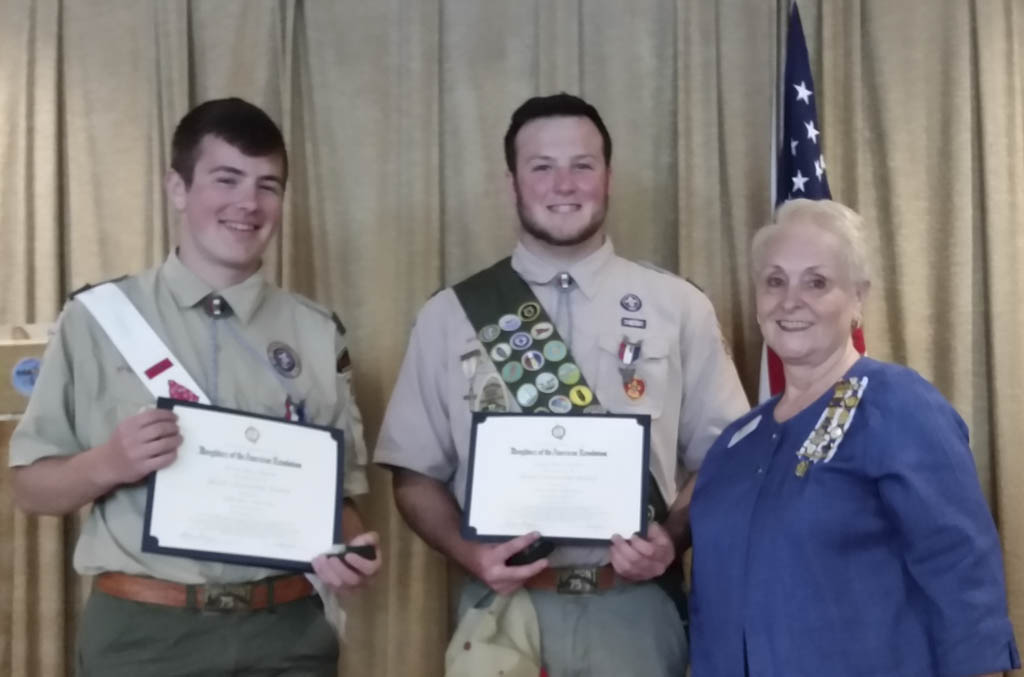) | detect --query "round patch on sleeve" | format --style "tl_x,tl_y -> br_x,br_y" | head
11,357 -> 41,397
